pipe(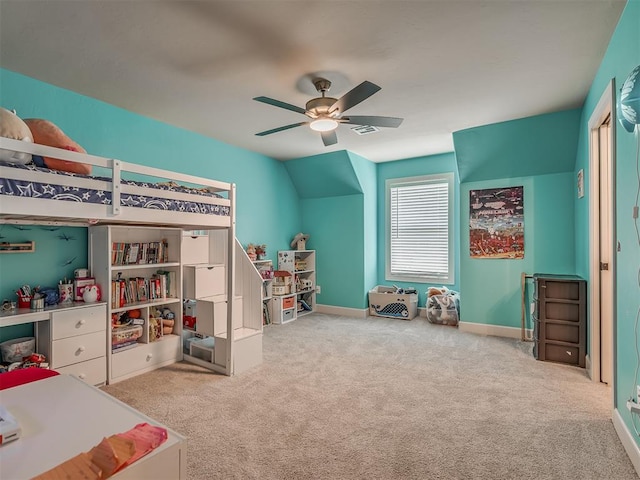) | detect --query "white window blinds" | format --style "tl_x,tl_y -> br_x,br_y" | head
386,174 -> 453,283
